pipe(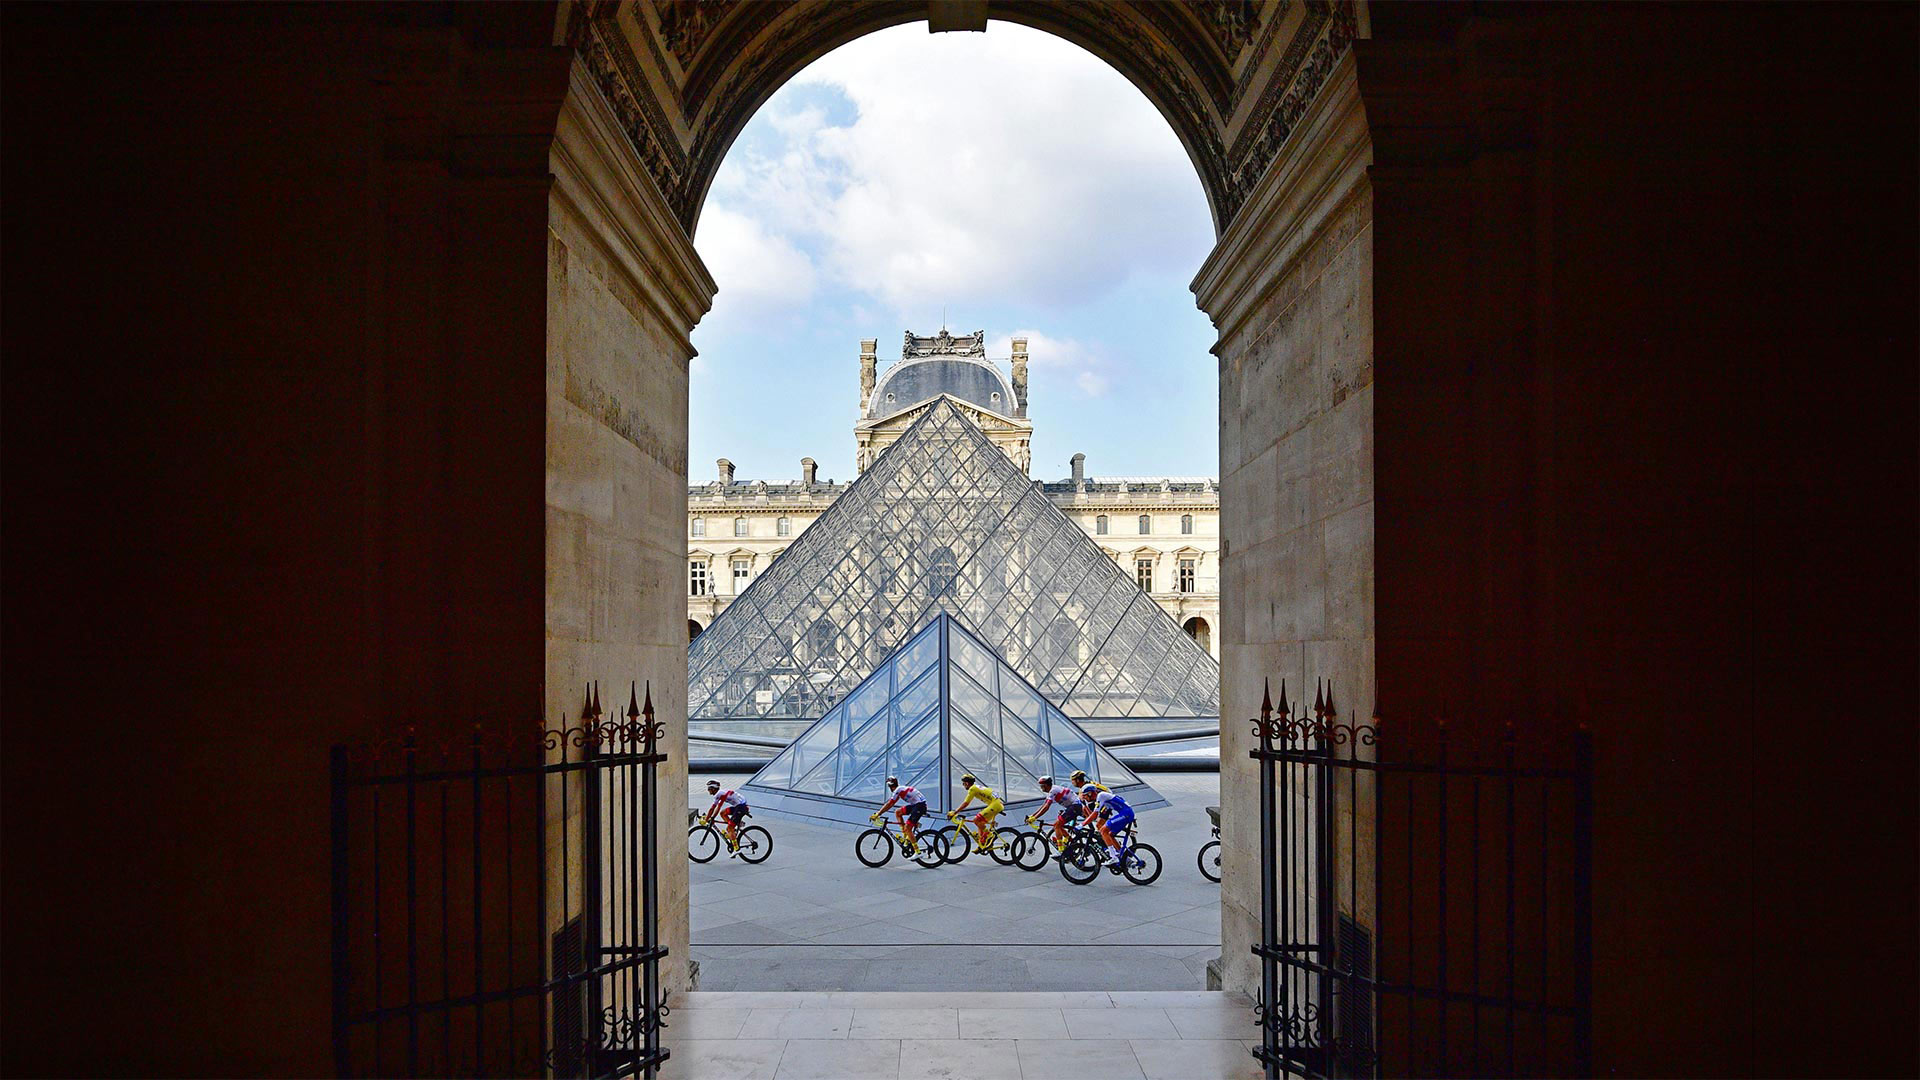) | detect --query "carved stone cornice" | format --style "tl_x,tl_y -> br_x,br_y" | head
1191,48 -> 1367,349
550,58 -> 716,338
561,0 -> 1361,235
